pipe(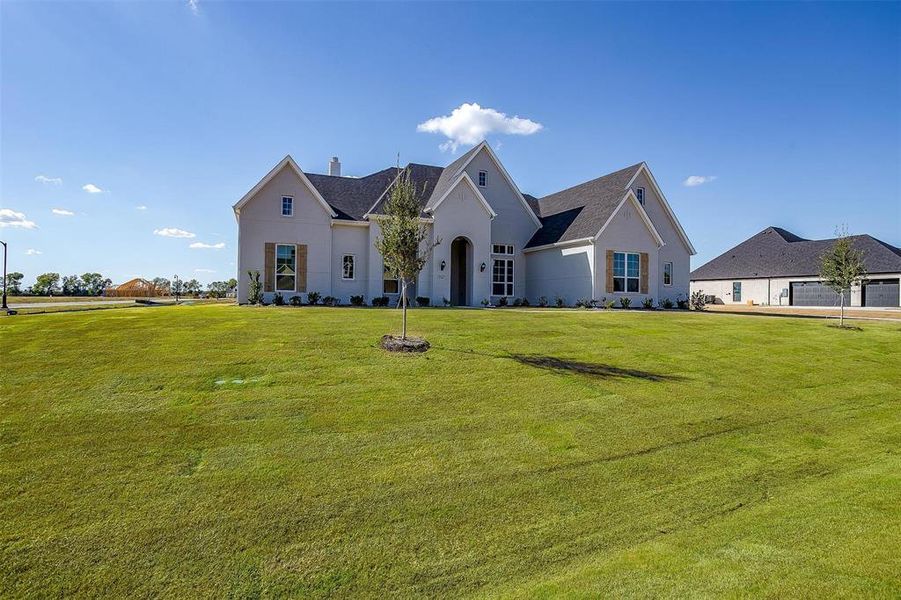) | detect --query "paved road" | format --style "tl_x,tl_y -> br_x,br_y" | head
7,299 -> 137,309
